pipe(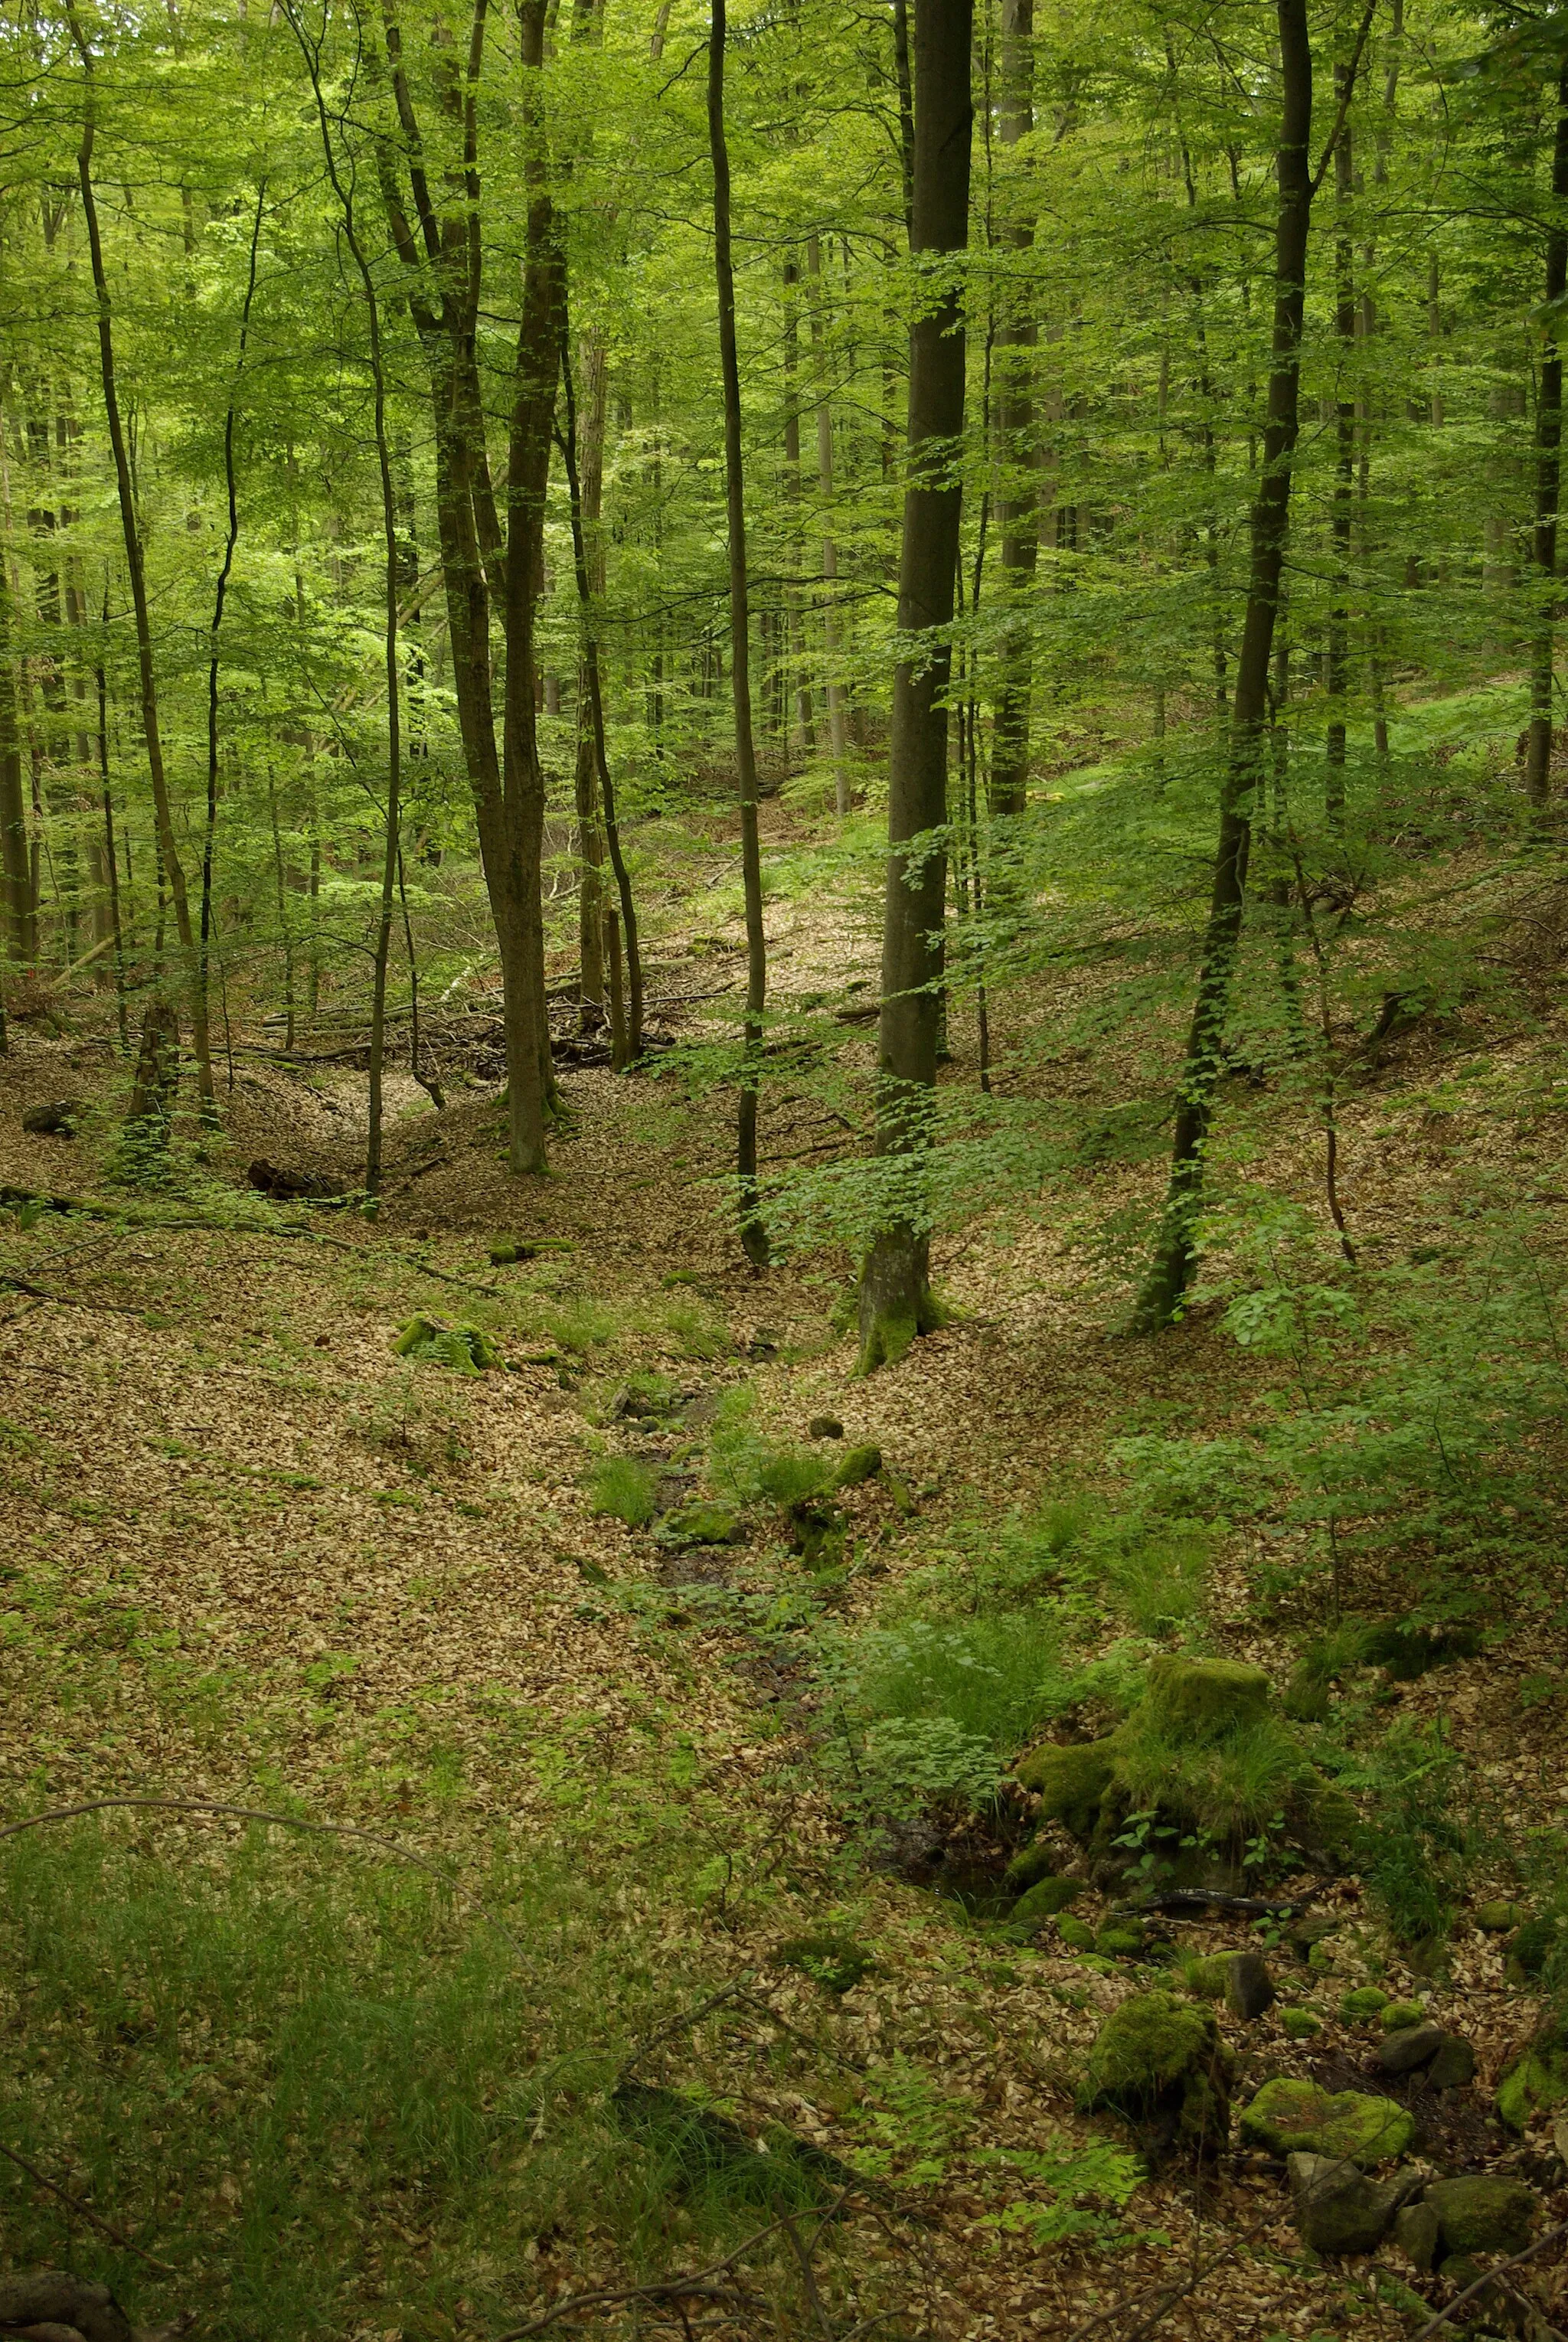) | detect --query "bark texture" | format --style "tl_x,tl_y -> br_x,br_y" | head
1525,61 -> 1568,809
858,0 -> 972,1371
988,0 -> 1037,821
